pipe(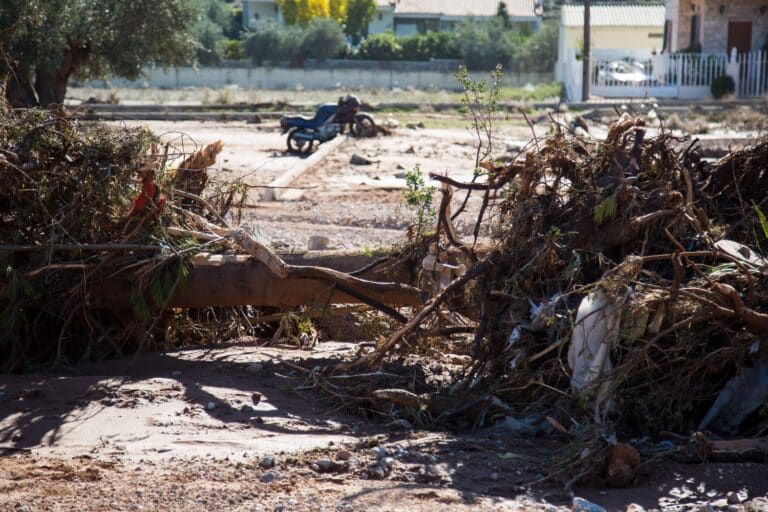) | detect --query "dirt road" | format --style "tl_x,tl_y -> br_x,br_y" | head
1,343 -> 767,511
